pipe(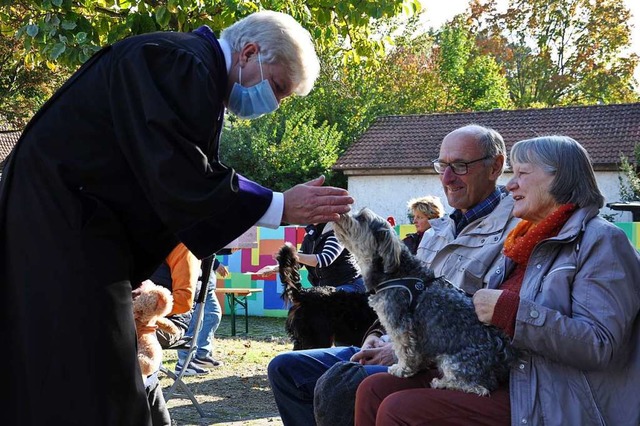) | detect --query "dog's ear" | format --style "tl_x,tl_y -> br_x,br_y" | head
372,218 -> 403,274
380,230 -> 403,273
